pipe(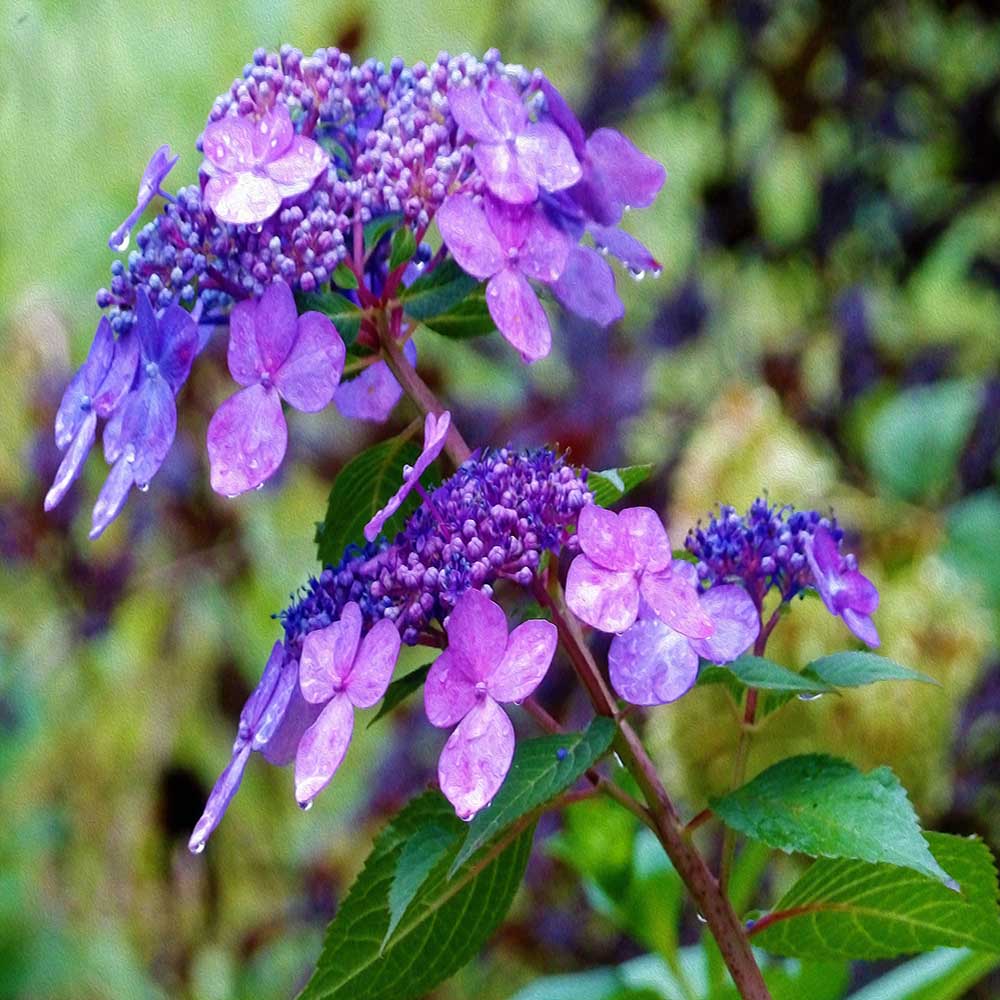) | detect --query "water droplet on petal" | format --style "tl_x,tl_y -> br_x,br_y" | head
255,482 -> 264,491
225,493 -> 238,500
191,840 -> 206,855
696,912 -> 708,924
249,222 -> 263,234
111,231 -> 131,253
458,808 -> 475,822
628,267 -> 646,282
797,692 -> 824,702
299,799 -> 314,812
137,482 -> 150,493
